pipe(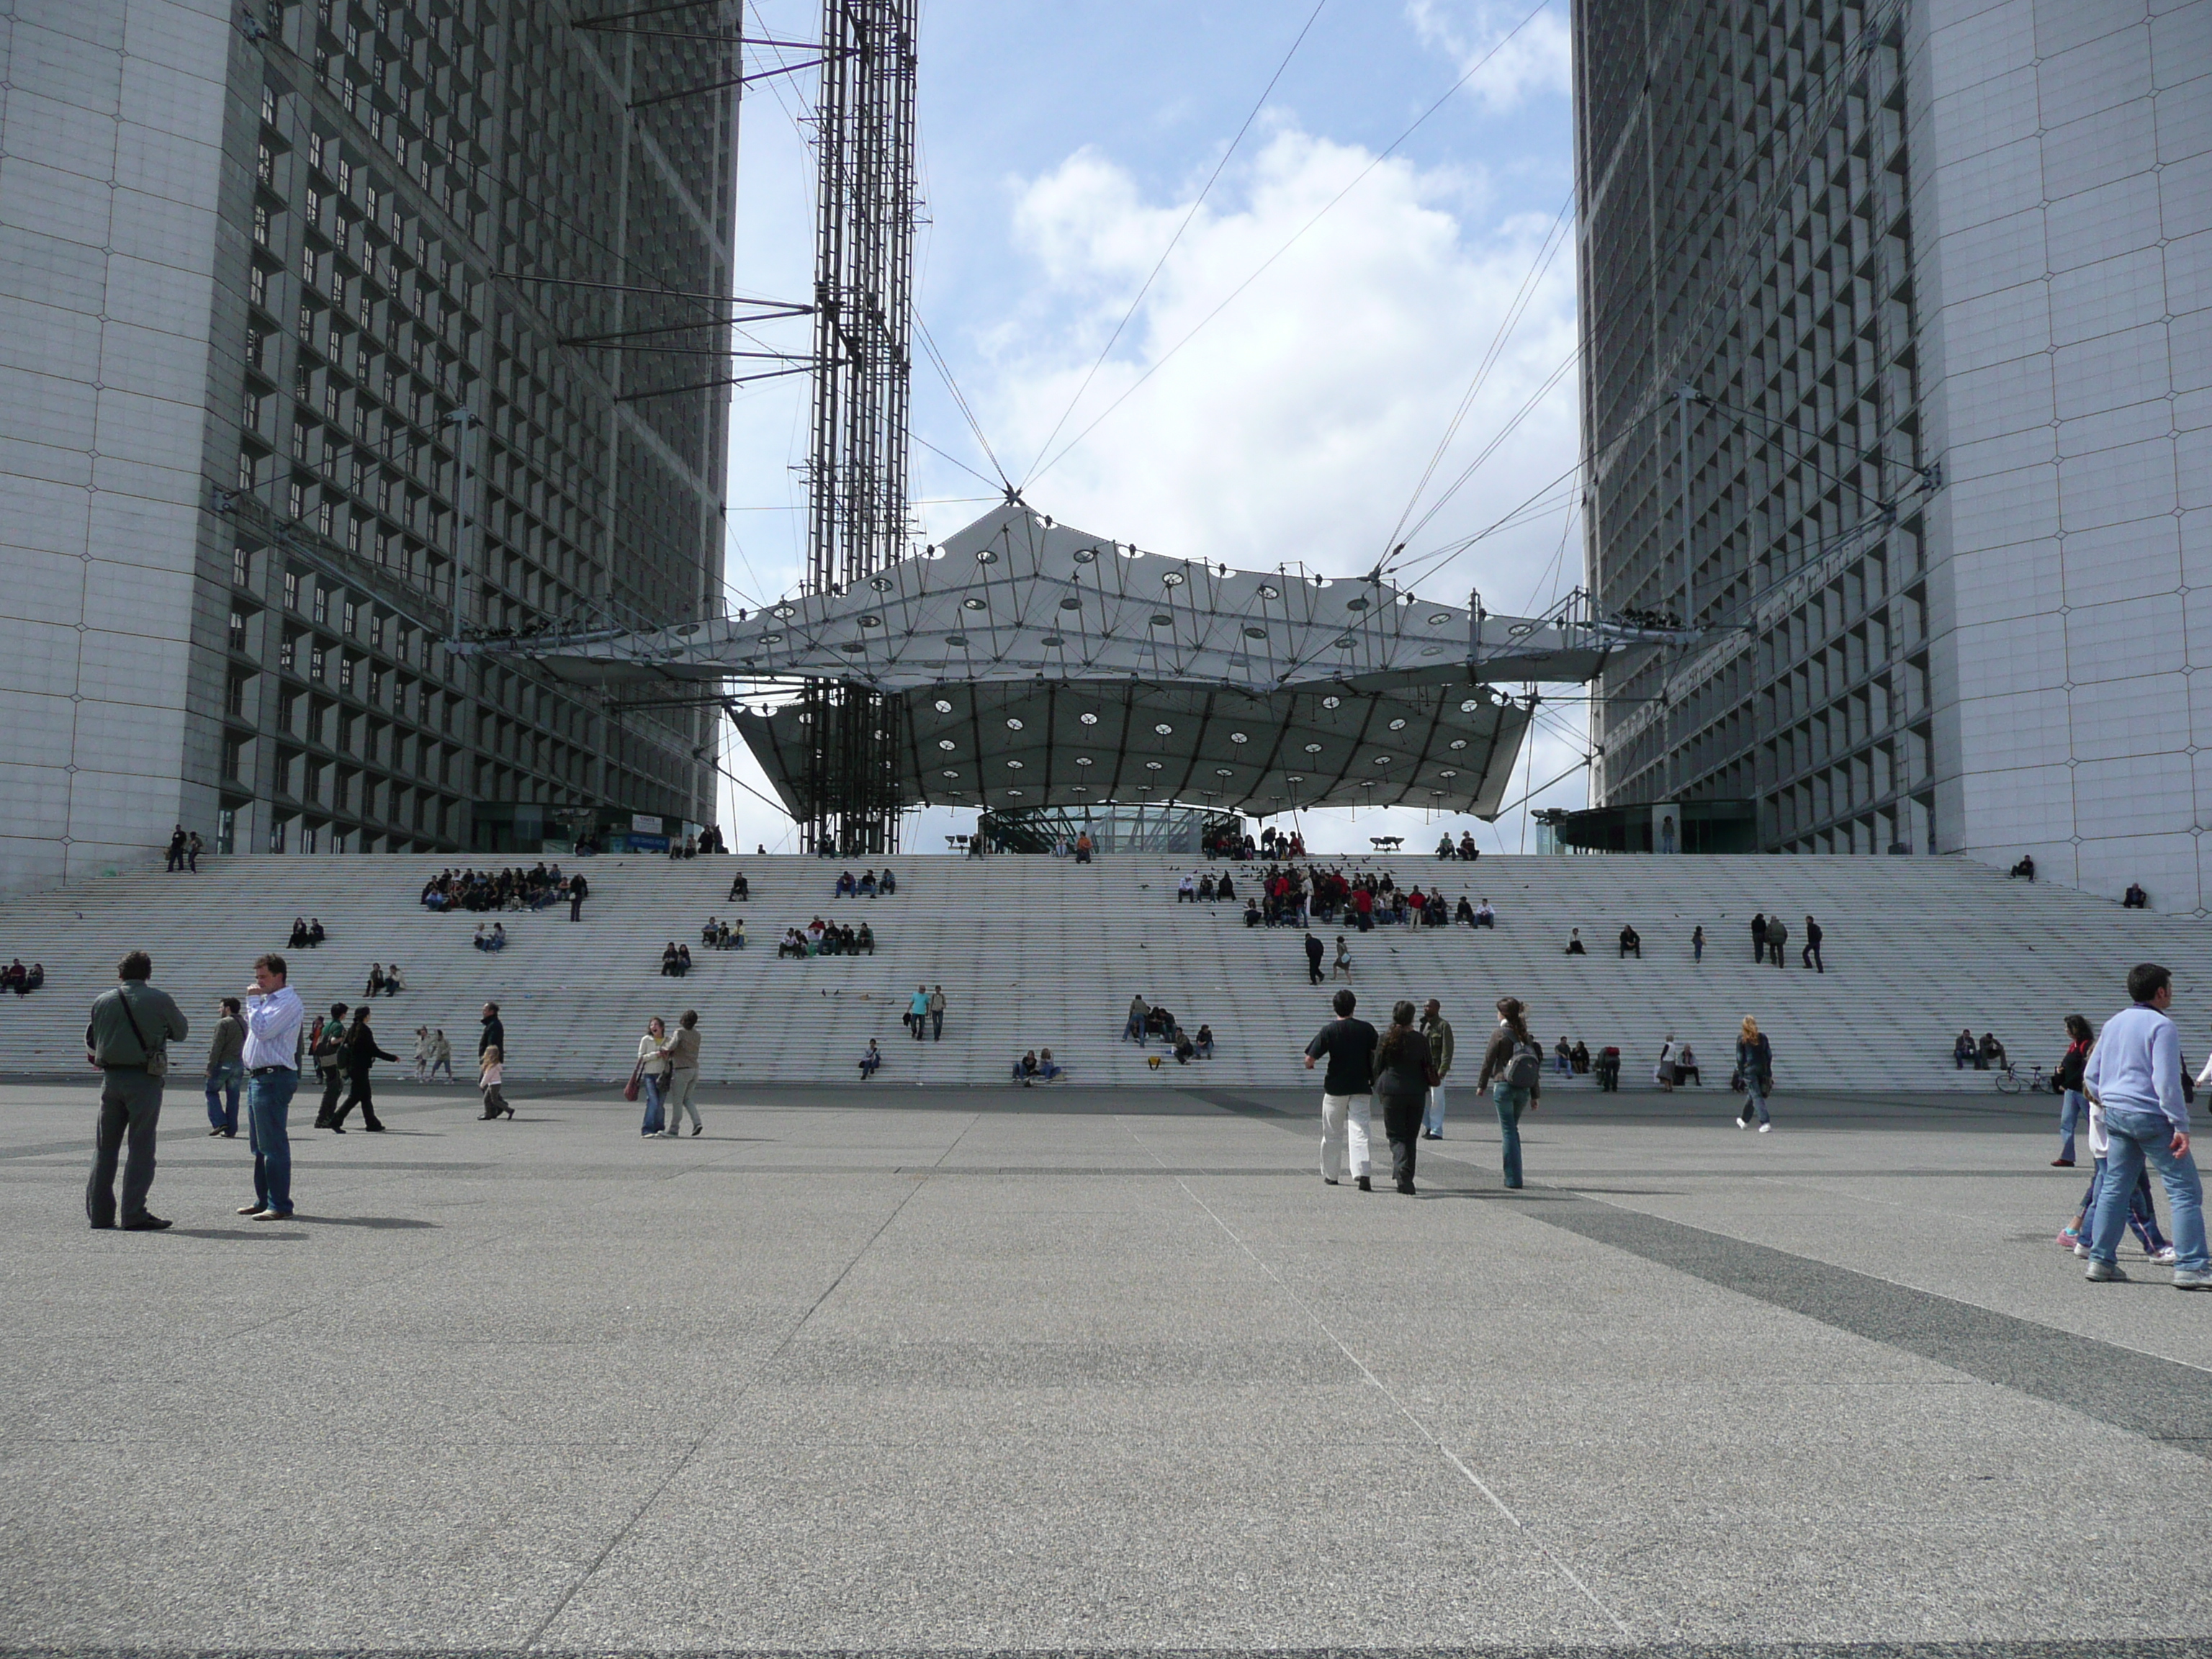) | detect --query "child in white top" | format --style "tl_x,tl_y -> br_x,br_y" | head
479,1044 -> 511,1120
